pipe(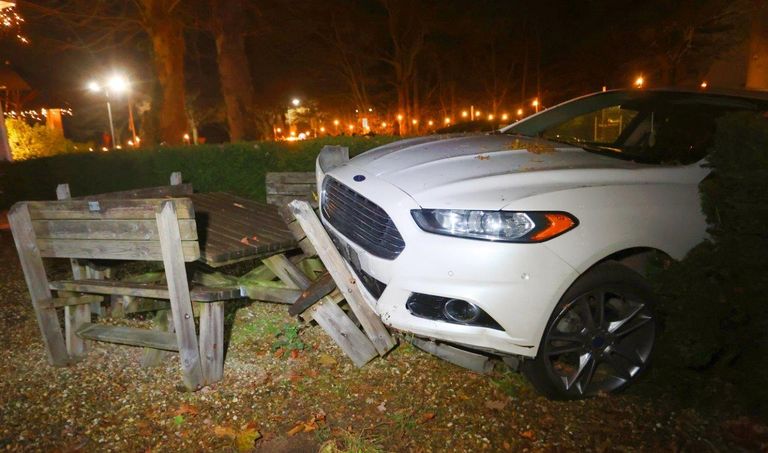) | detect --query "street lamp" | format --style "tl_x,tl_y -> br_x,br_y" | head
87,73 -> 130,150
291,98 -> 301,107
